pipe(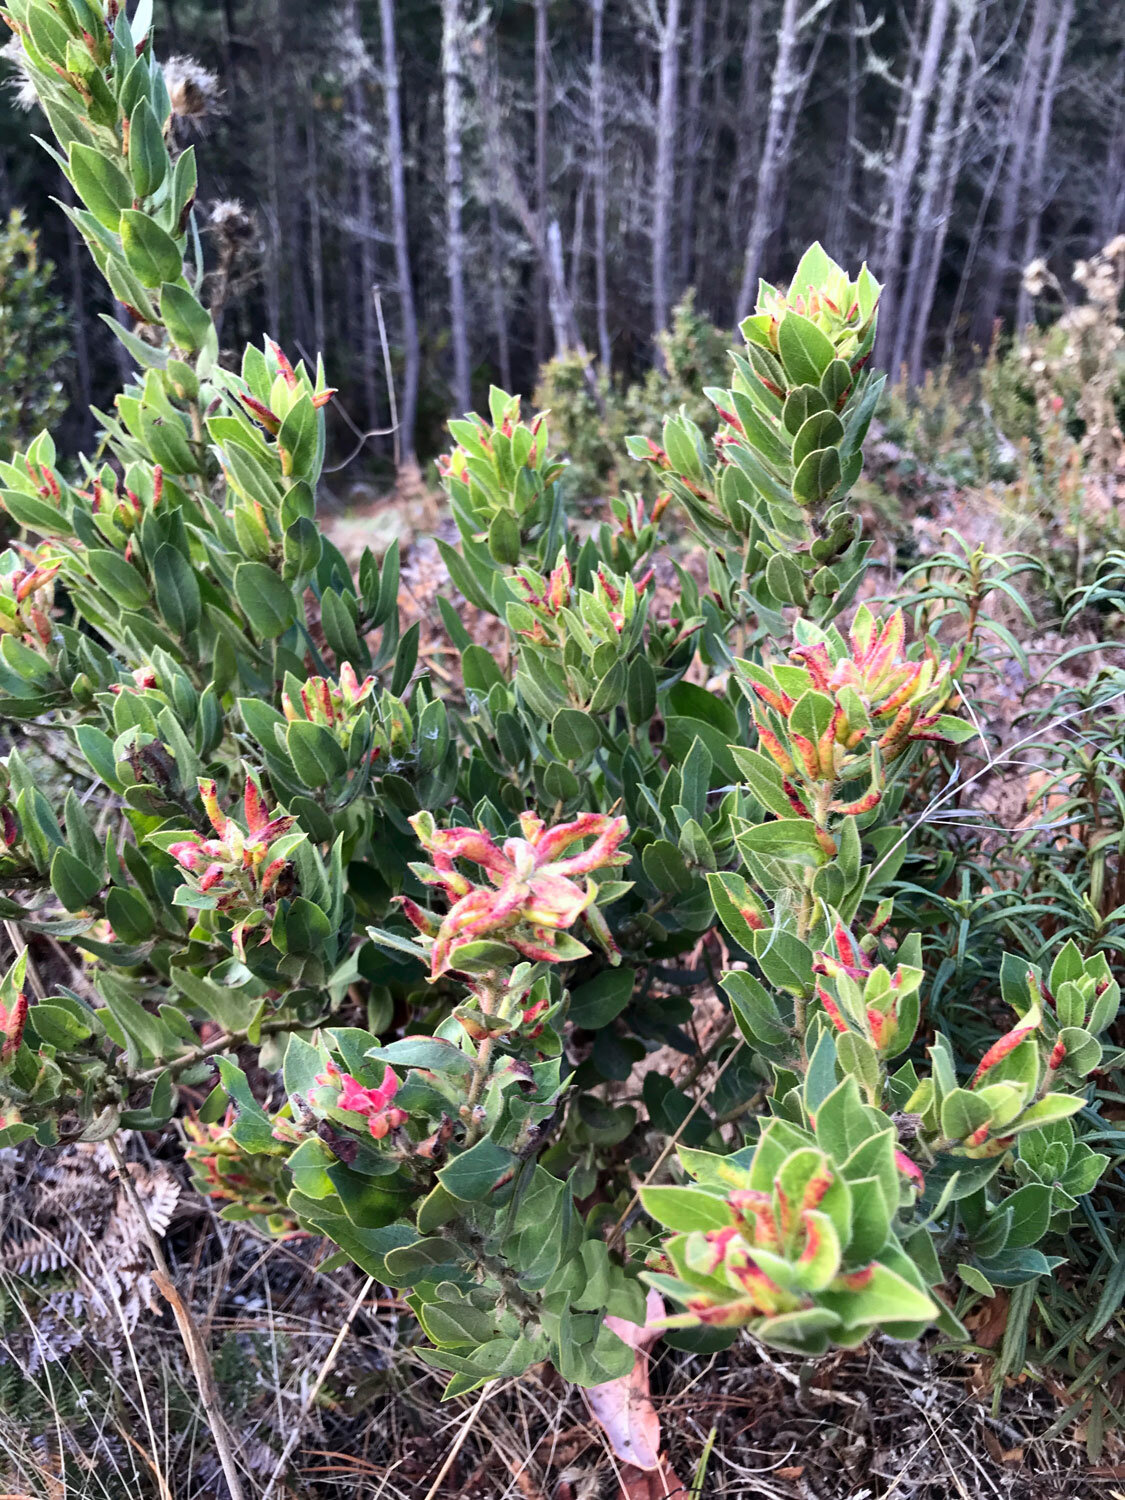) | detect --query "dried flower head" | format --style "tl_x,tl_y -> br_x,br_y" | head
1021,257 -> 1050,299
207,198 -> 256,246
1,35 -> 38,111
162,55 -> 221,121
